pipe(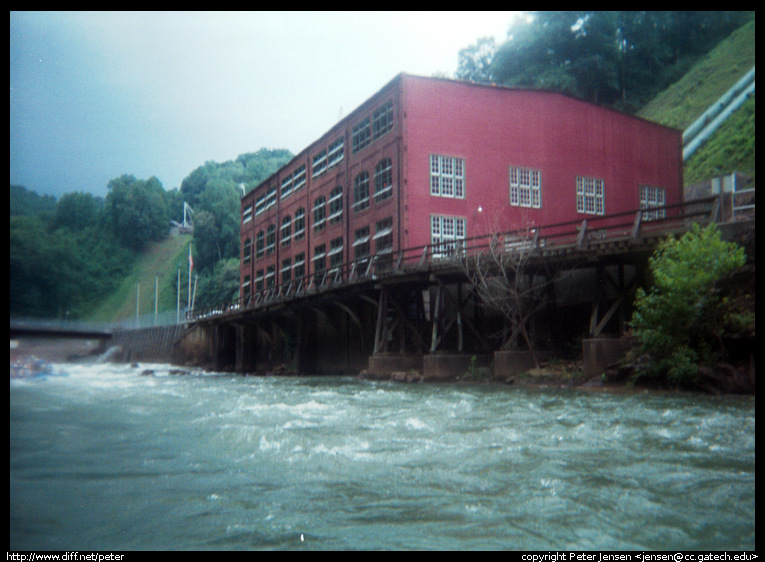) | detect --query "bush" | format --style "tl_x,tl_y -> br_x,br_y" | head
630,223 -> 746,386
